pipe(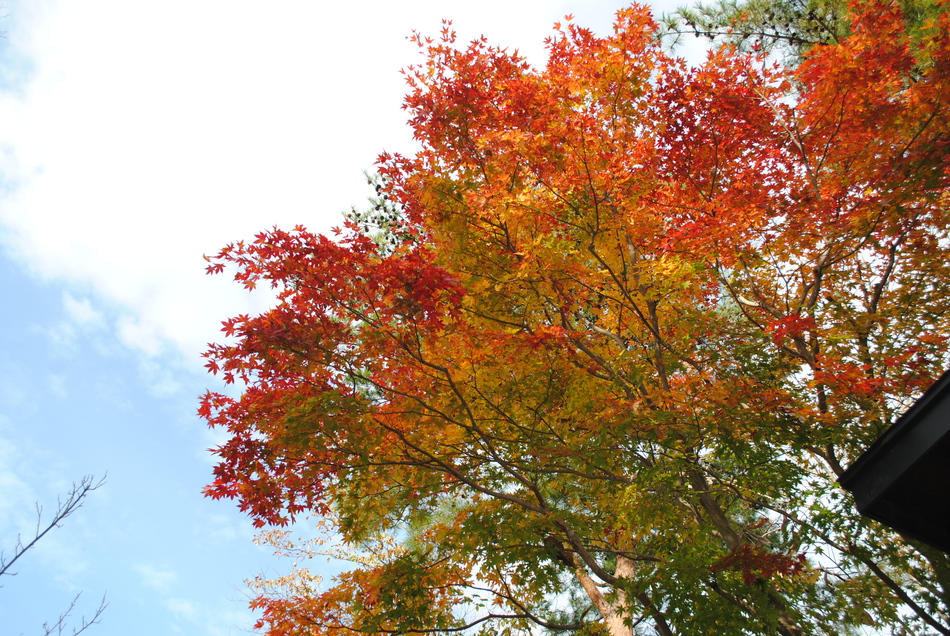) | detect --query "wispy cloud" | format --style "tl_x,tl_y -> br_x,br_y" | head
46,373 -> 67,398
135,563 -> 177,594
0,432 -> 39,537
62,293 -> 104,328
165,598 -> 199,621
